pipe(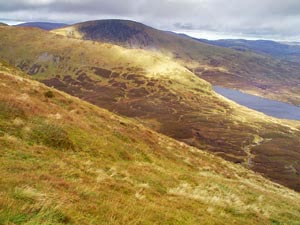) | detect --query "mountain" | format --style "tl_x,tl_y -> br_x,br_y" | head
53,19 -> 300,105
1,26 -> 300,192
0,22 -> 8,26
1,59 -> 300,225
16,22 -> 67,30
282,41 -> 300,46
197,38 -> 300,62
